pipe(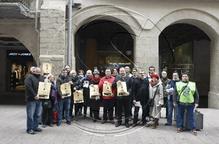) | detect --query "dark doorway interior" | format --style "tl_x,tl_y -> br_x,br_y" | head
0,37 -> 36,105
159,23 -> 210,108
75,20 -> 134,73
